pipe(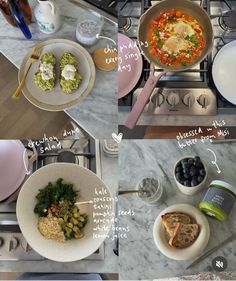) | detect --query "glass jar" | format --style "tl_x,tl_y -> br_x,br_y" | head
76,10 -> 104,46
136,171 -> 164,206
0,0 -> 32,26
199,180 -> 236,221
